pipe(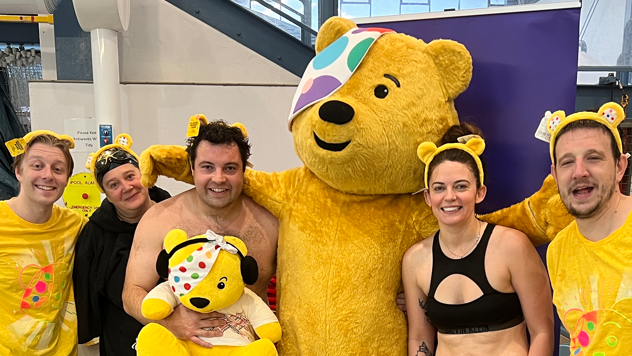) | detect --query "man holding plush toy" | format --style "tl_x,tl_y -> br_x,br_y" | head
123,119 -> 279,349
